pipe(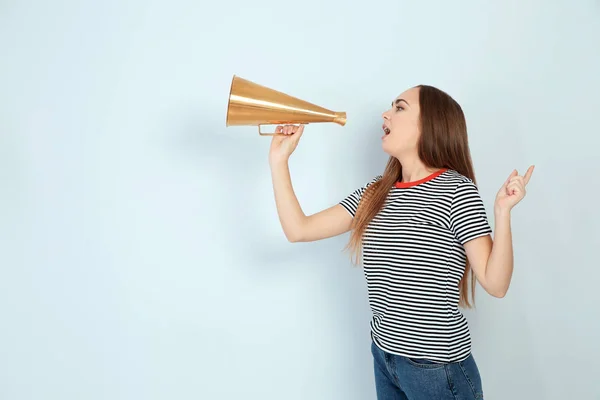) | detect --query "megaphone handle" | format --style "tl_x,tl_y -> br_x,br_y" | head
258,124 -> 276,136
258,123 -> 308,136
